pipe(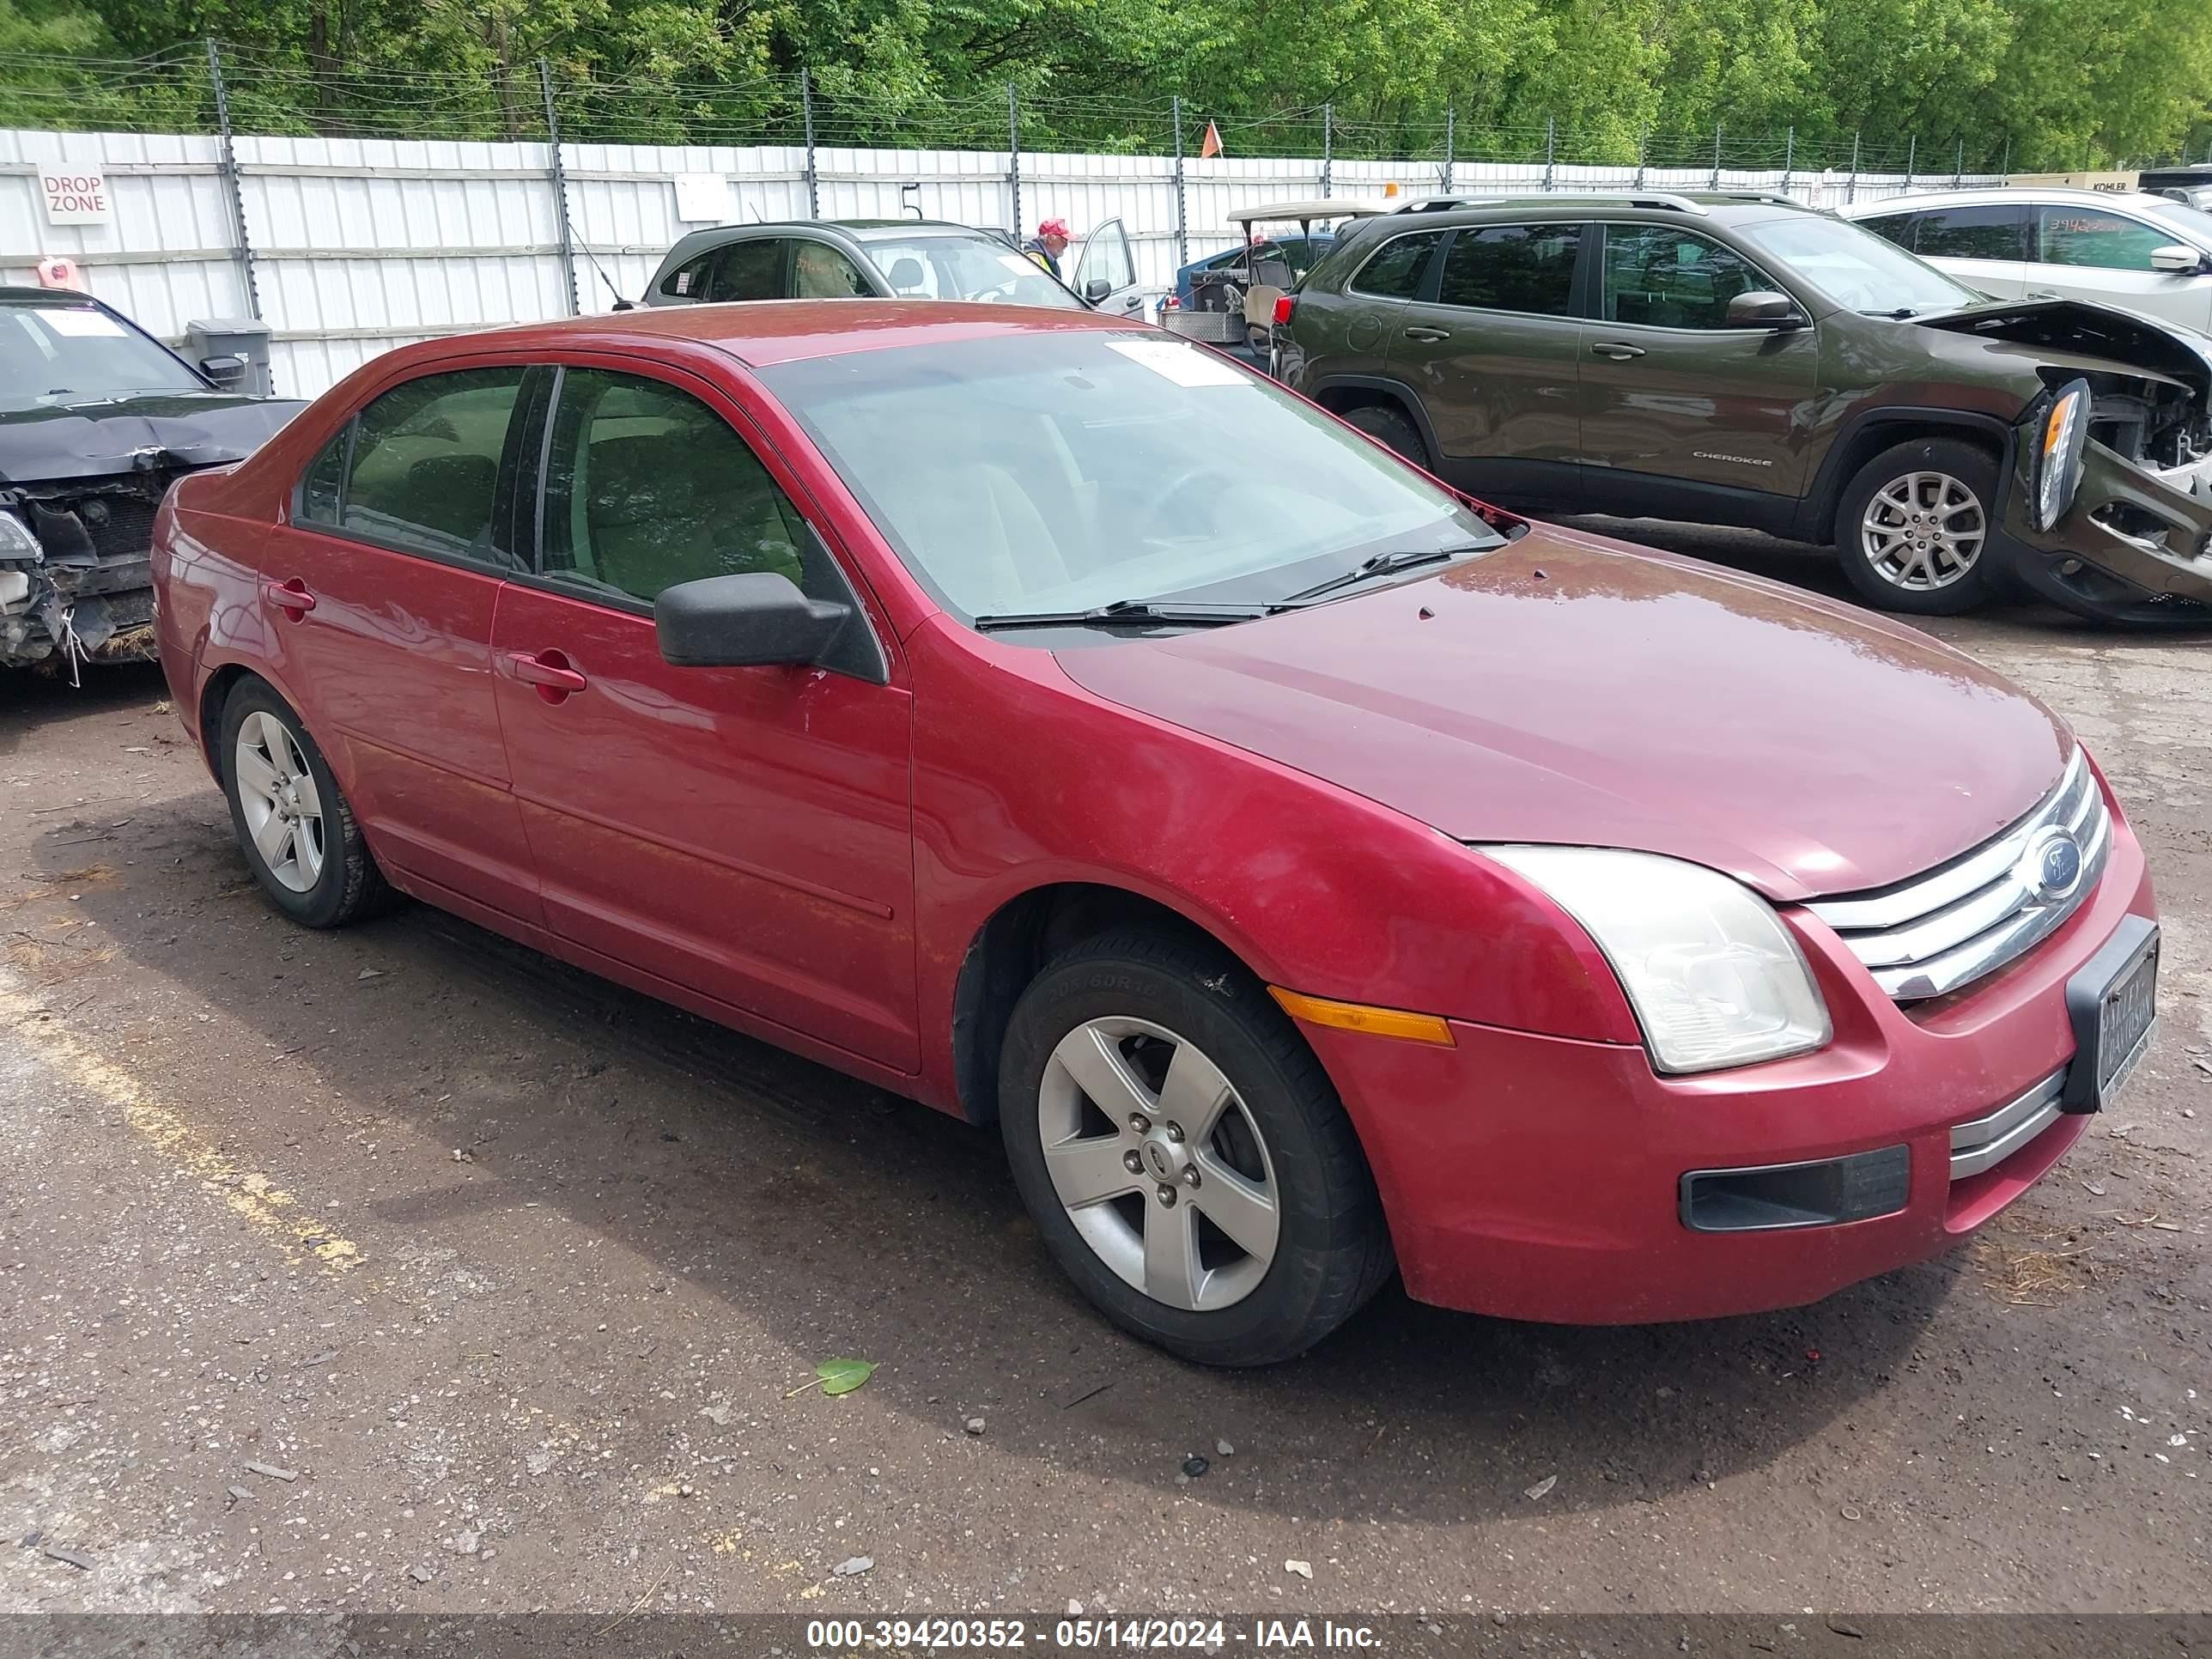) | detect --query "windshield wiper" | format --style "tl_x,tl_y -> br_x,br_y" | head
972,598 -> 1265,632
1858,307 -> 1920,319
1274,543 -> 1489,607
